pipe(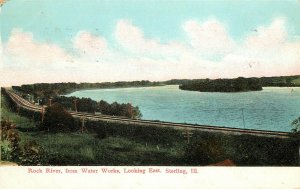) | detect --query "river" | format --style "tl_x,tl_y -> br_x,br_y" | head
66,85 -> 300,132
